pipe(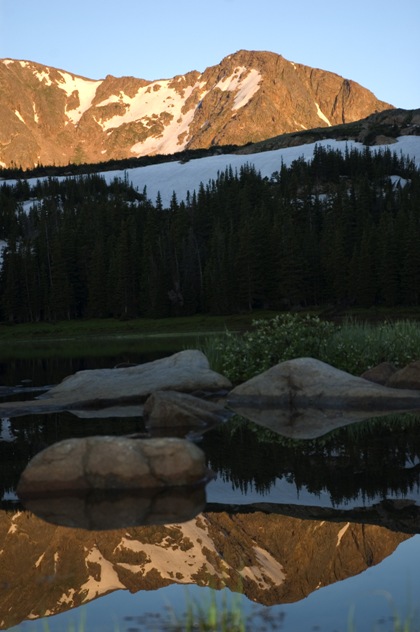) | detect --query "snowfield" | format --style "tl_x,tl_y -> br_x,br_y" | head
99,136 -> 420,207
2,136 -> 420,209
